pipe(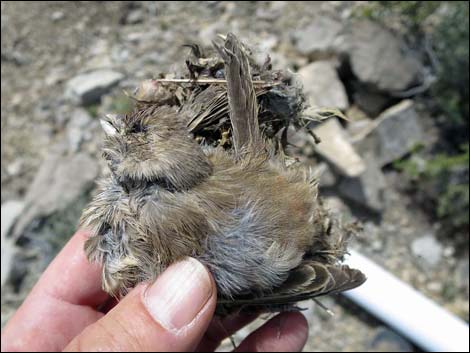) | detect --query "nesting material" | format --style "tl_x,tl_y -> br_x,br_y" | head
130,37 -> 346,151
